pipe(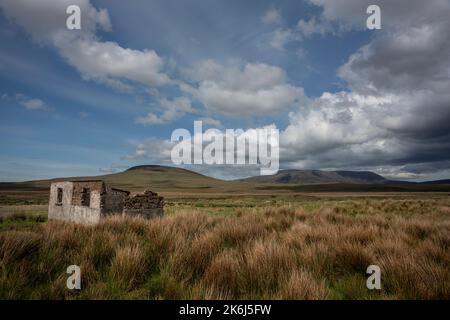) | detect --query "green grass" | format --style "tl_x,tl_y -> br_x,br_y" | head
0,213 -> 47,231
1,165 -> 449,300
1,195 -> 449,300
